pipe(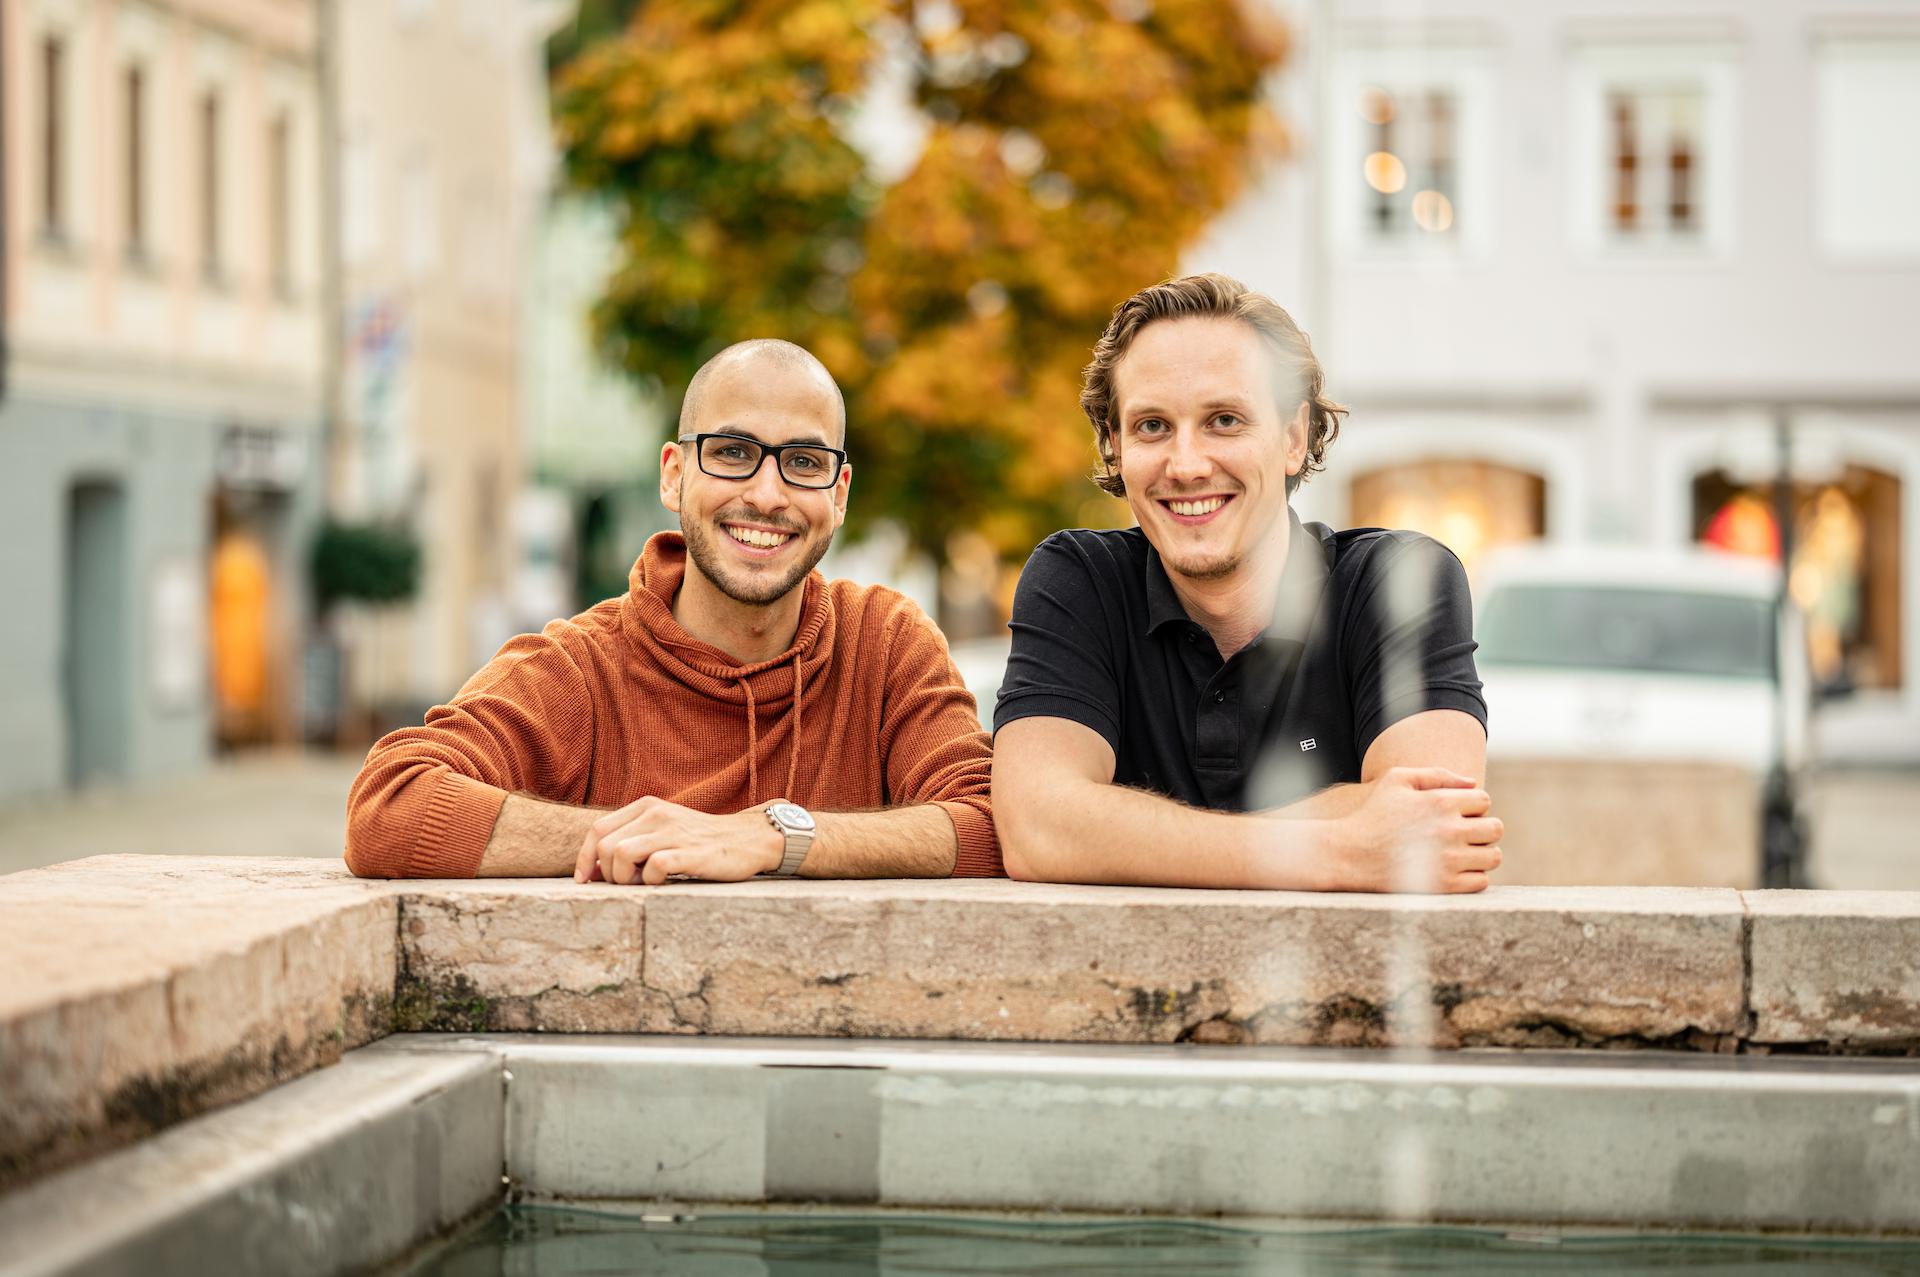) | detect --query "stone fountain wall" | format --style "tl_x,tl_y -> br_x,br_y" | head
2,855 -> 1916,1190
